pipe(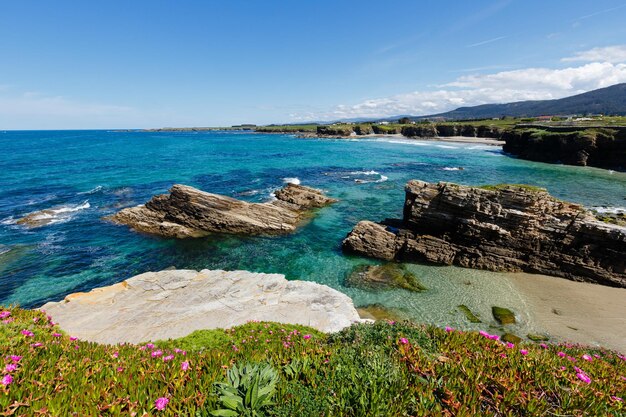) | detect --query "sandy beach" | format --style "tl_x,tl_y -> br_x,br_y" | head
506,272 -> 626,353
364,133 -> 505,145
